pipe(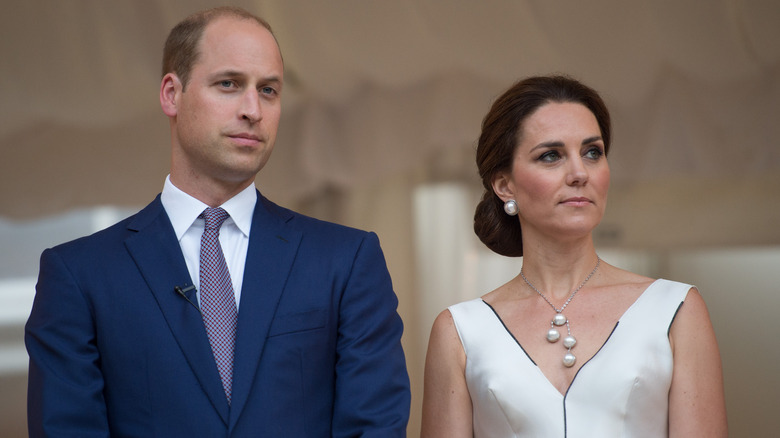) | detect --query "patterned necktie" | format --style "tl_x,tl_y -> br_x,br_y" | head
199,207 -> 238,404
